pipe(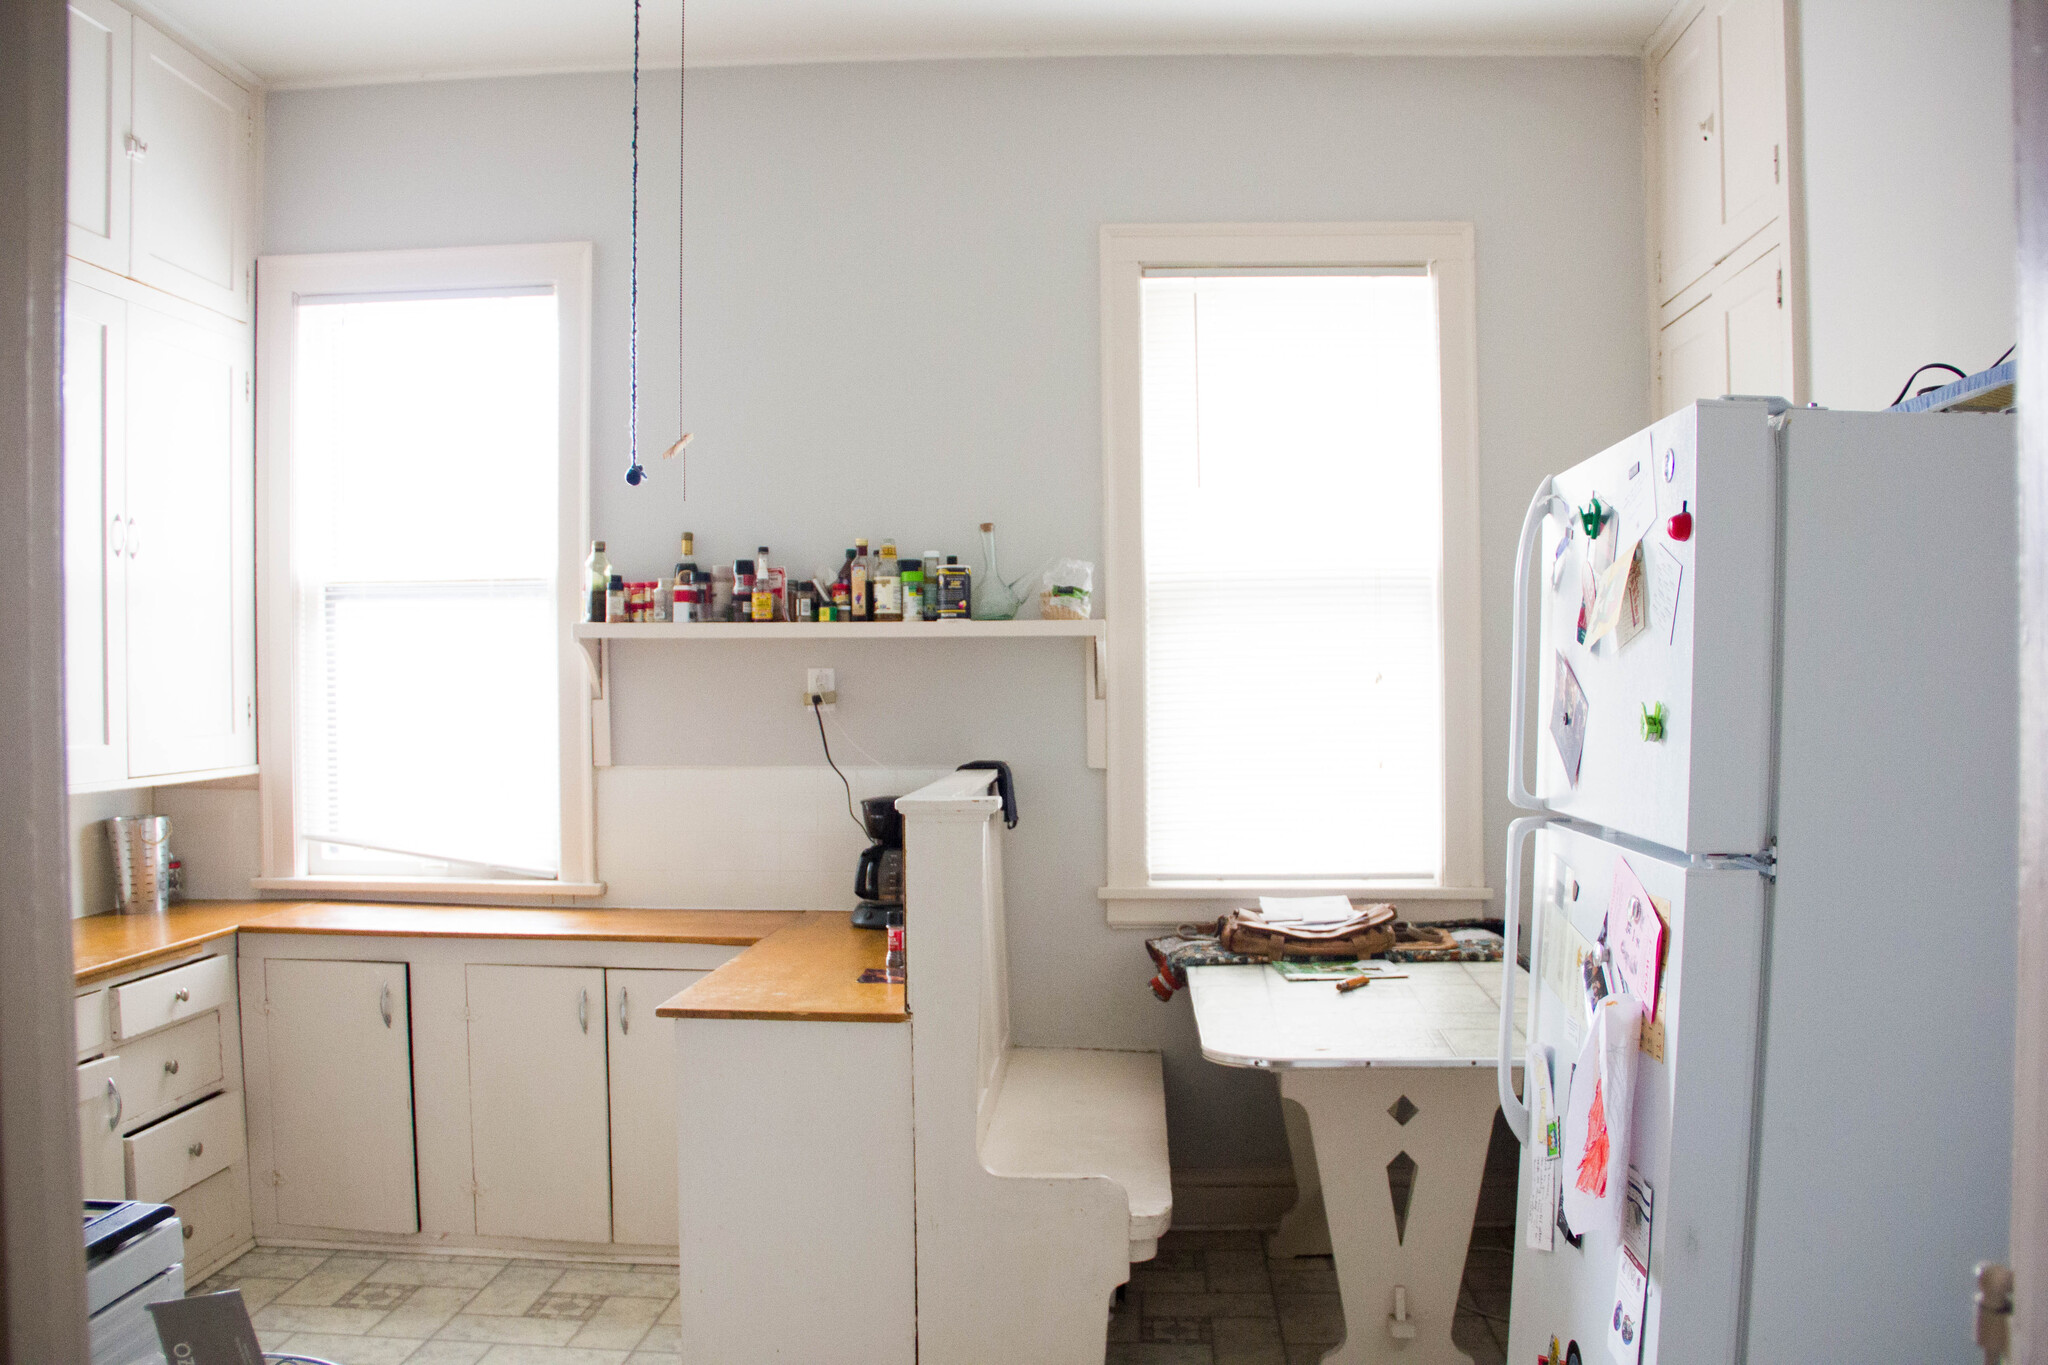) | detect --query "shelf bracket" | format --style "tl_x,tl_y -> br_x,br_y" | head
1085,630 -> 1107,769
589,638 -> 613,768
